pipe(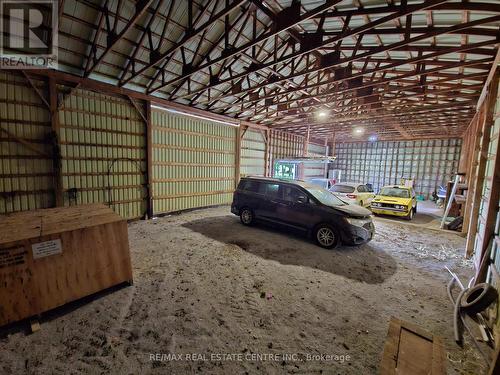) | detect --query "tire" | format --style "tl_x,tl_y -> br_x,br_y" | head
414,204 -> 417,214
240,208 -> 254,226
405,208 -> 414,221
460,283 -> 498,314
314,224 -> 340,249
